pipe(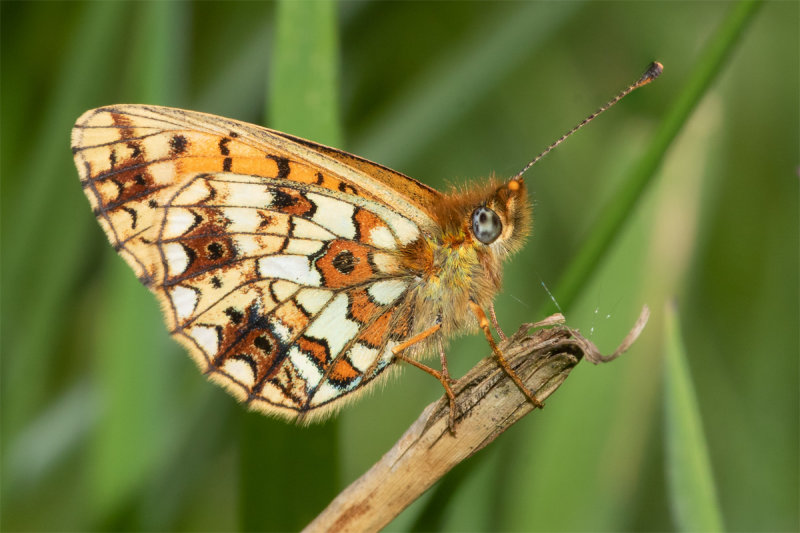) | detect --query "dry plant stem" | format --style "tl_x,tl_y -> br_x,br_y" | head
304,306 -> 649,533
